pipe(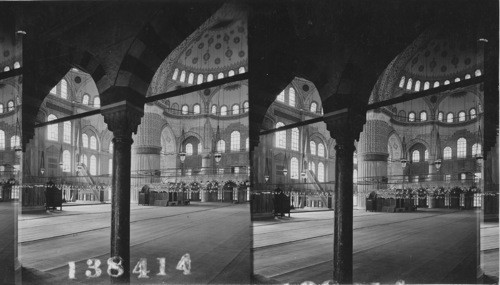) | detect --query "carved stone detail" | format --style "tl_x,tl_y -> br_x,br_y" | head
101,100 -> 144,142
